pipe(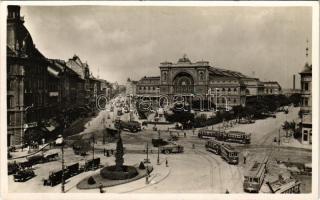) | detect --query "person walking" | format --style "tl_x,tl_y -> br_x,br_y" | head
99,183 -> 104,193
166,158 -> 168,167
